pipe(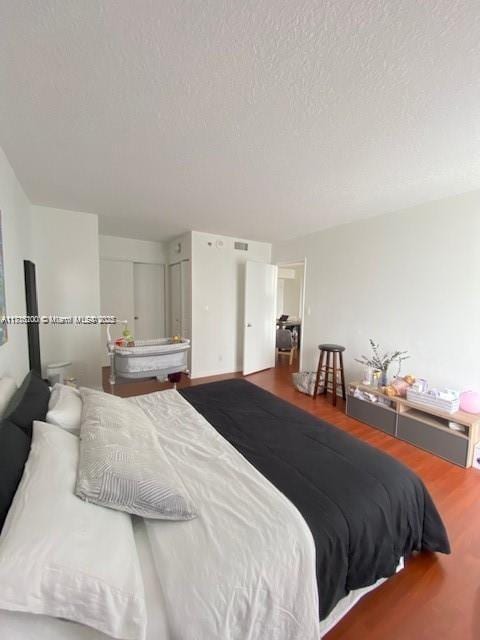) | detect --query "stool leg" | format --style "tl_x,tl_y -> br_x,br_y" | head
339,351 -> 346,400
332,352 -> 338,406
313,350 -> 325,397
323,351 -> 331,396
